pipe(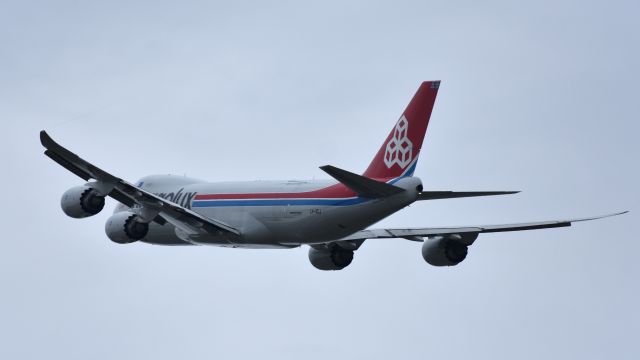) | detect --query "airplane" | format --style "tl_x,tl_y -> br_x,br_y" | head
40,81 -> 627,270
